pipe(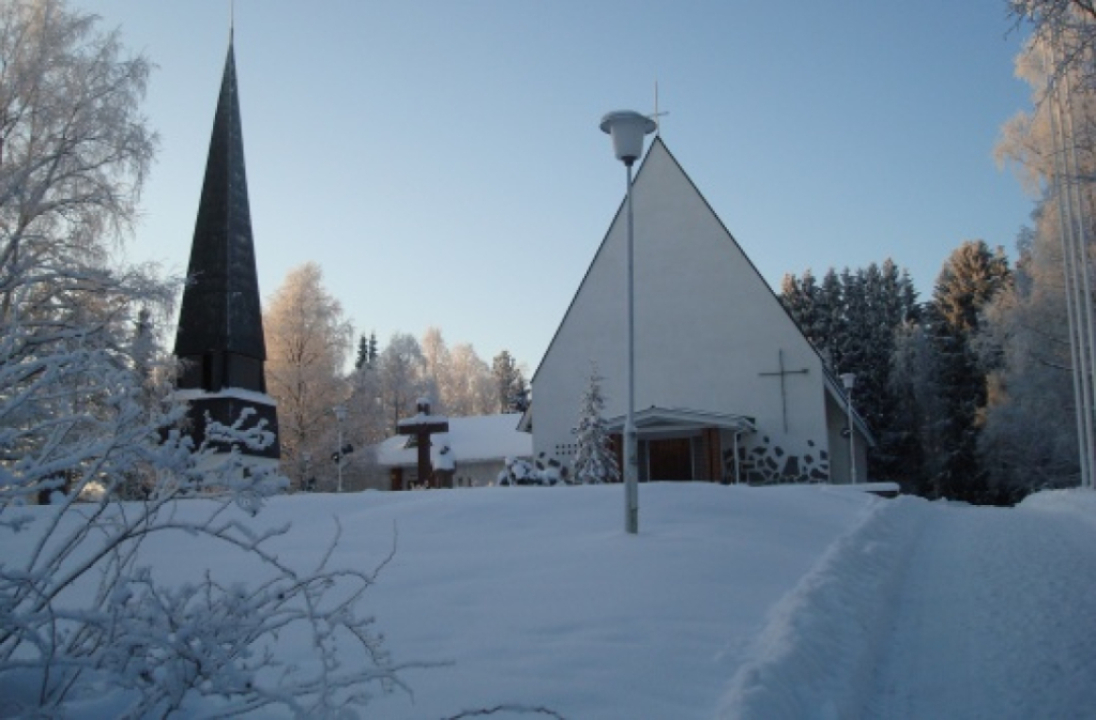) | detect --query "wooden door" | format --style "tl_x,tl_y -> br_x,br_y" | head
648,438 -> 693,481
